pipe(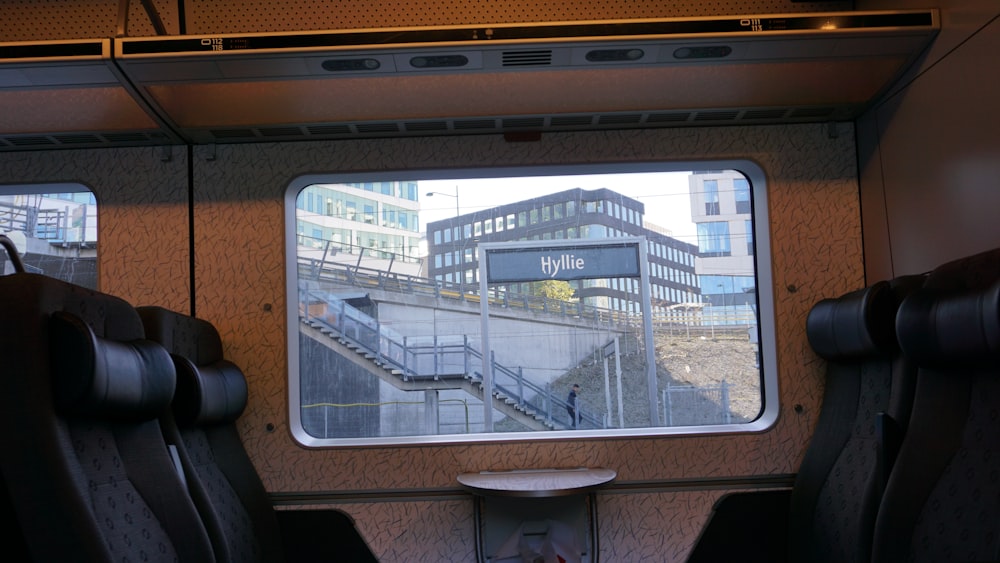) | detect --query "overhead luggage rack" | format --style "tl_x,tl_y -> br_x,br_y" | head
0,10 -> 939,150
